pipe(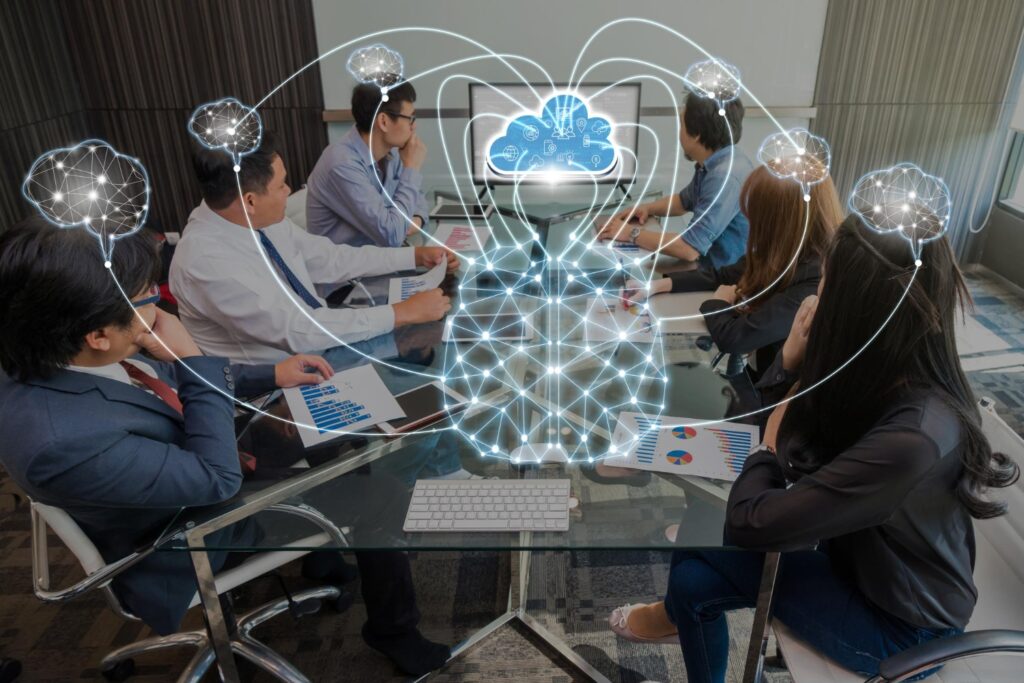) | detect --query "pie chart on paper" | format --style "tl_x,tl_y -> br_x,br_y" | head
672,426 -> 698,440
666,450 -> 693,465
